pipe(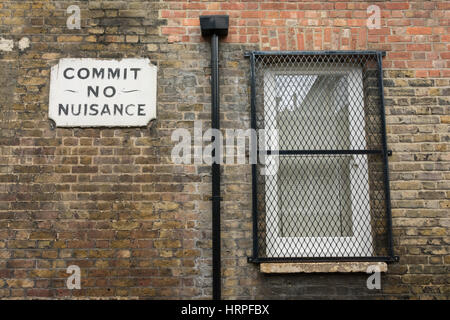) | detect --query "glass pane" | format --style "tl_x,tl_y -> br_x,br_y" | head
272,72 -> 356,238
277,155 -> 353,237
275,74 -> 351,150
